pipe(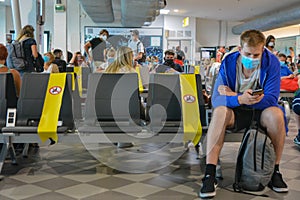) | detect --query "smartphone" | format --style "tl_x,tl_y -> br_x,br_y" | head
251,89 -> 264,96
